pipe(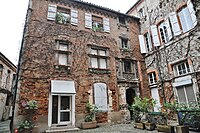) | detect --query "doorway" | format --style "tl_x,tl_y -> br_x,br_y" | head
126,88 -> 136,120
